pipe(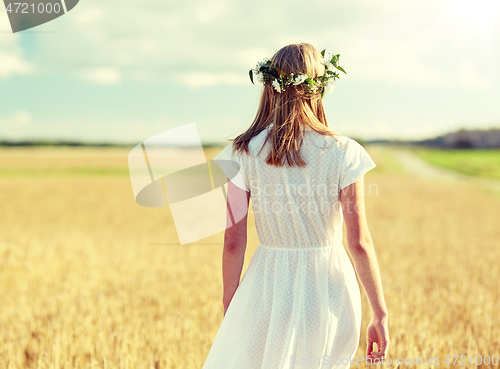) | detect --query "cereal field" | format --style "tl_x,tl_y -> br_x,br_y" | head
0,145 -> 499,368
